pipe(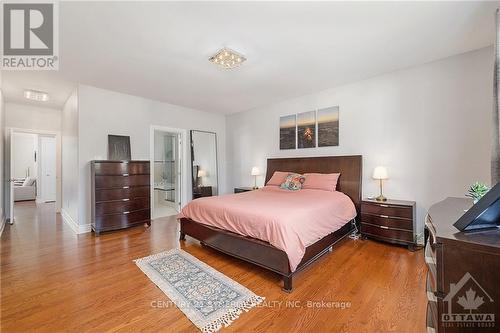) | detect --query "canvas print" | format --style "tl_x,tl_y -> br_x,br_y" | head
108,135 -> 131,160
318,106 -> 339,147
297,111 -> 316,148
280,115 -> 296,150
